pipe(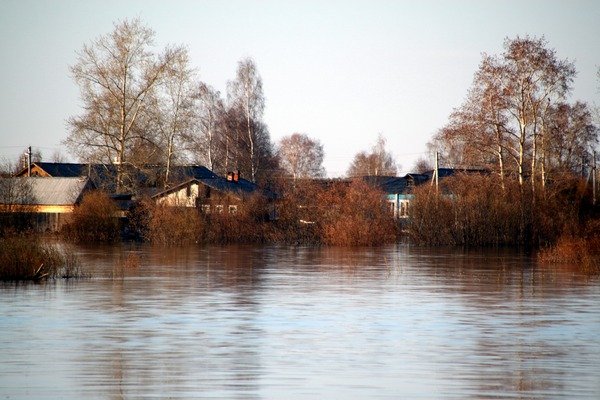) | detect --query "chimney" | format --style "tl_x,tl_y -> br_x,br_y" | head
234,170 -> 240,182
227,172 -> 234,181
